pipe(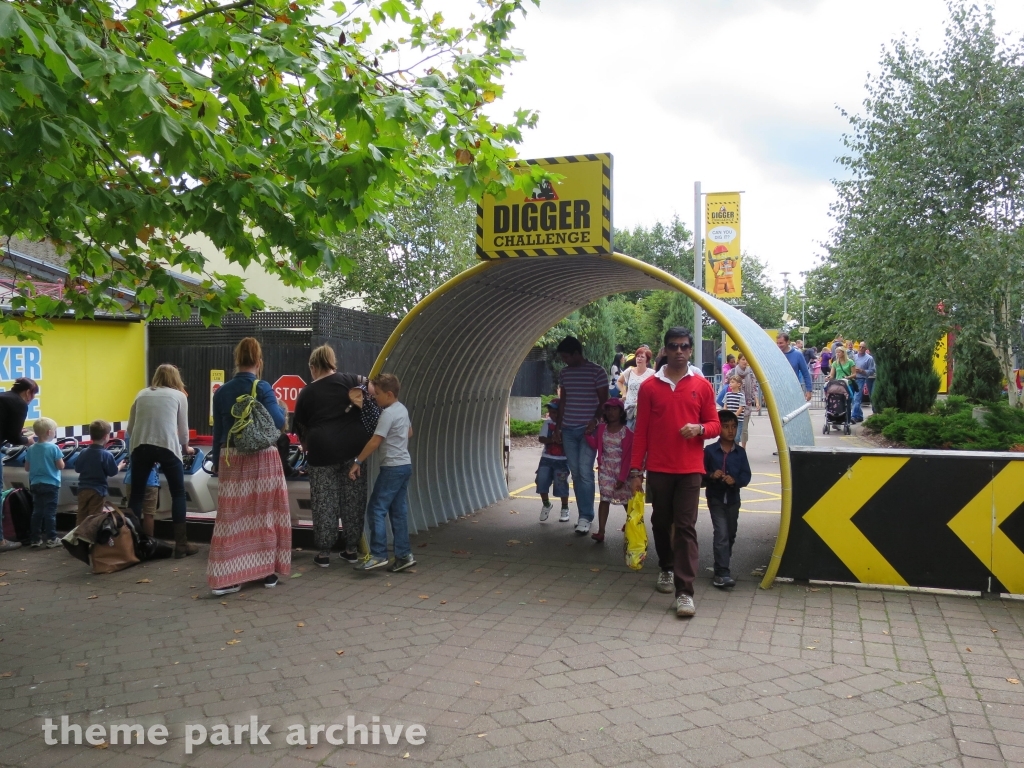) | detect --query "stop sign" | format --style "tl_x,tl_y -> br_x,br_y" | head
272,375 -> 306,412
